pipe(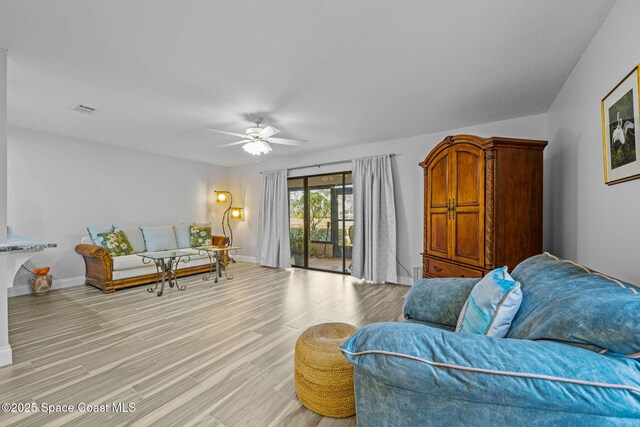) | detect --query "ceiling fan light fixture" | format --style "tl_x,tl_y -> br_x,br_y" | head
243,140 -> 272,156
